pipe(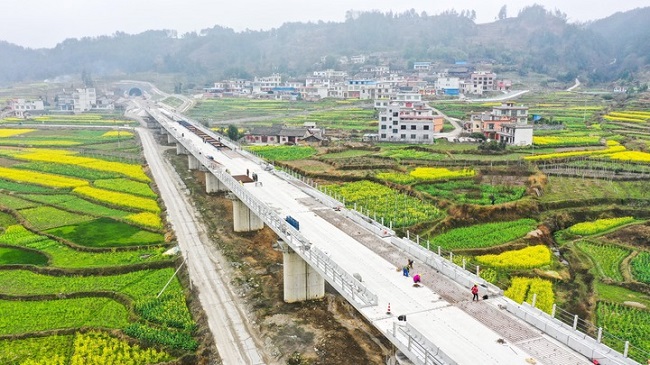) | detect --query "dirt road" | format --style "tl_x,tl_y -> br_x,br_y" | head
138,125 -> 267,365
